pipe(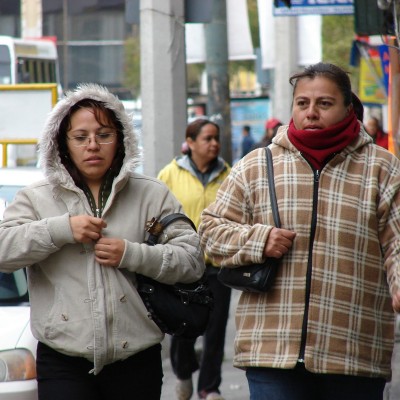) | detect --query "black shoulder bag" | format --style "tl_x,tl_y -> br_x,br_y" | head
136,213 -> 213,339
217,147 -> 281,293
